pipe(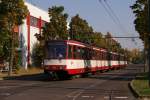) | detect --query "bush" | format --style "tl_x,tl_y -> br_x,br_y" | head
31,43 -> 44,67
